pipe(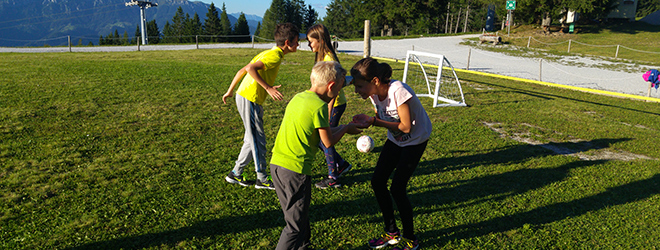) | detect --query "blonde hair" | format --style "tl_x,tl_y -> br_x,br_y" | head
310,61 -> 346,87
